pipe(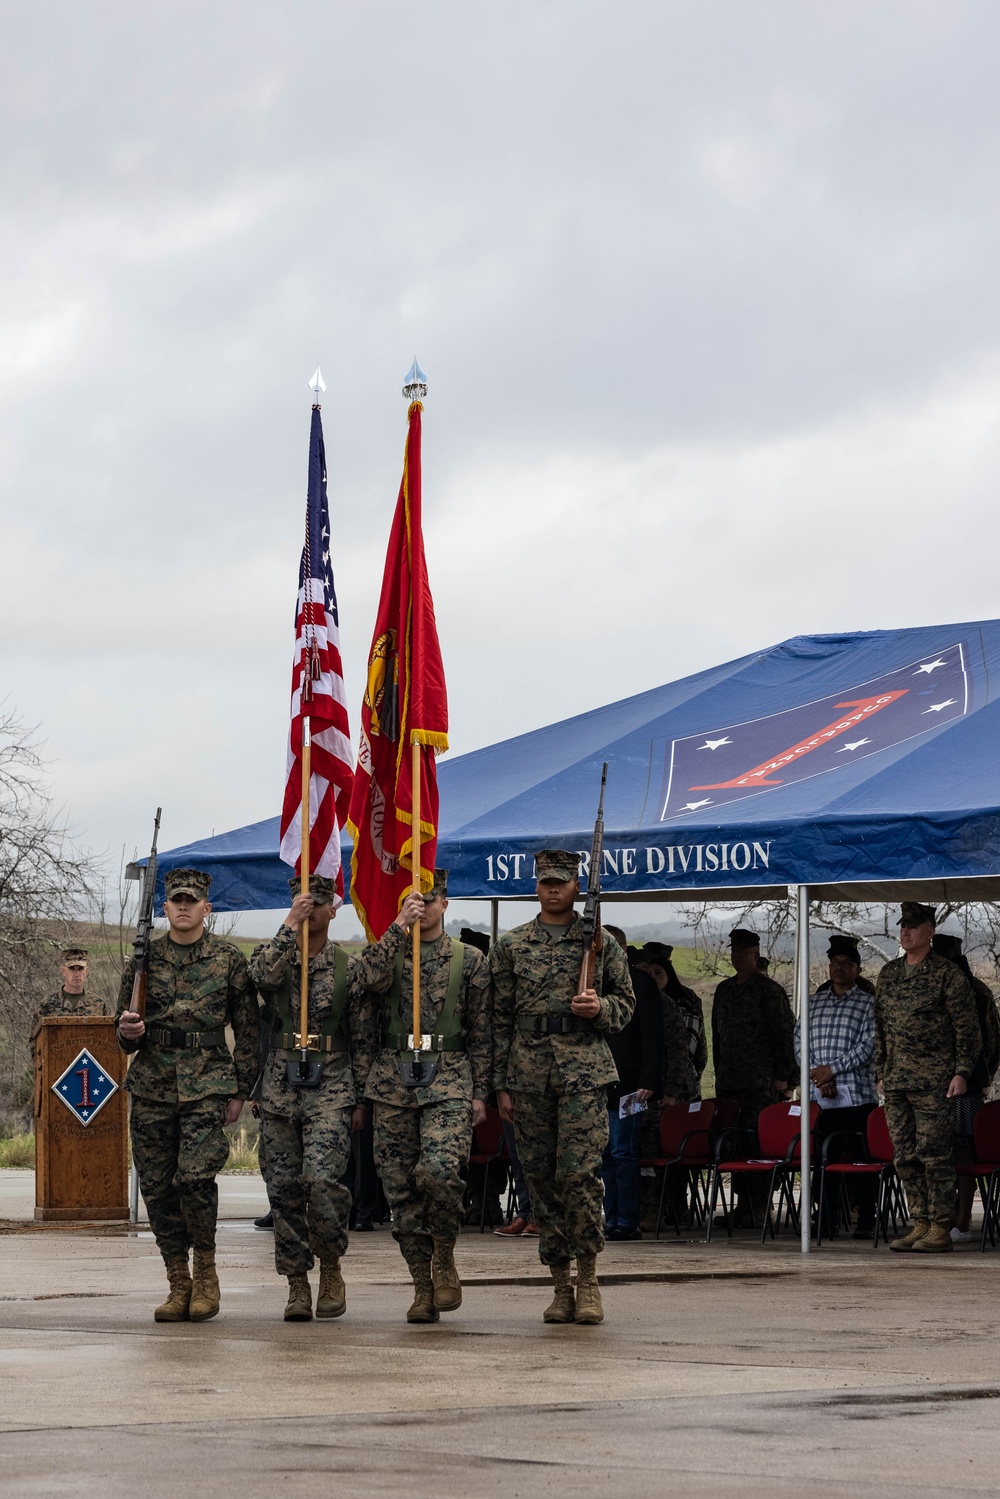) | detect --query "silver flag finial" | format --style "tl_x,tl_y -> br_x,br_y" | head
402,357 -> 427,400
309,365 -> 326,398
